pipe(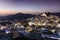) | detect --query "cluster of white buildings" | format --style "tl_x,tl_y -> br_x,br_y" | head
28,13 -> 60,28
0,13 -> 60,35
